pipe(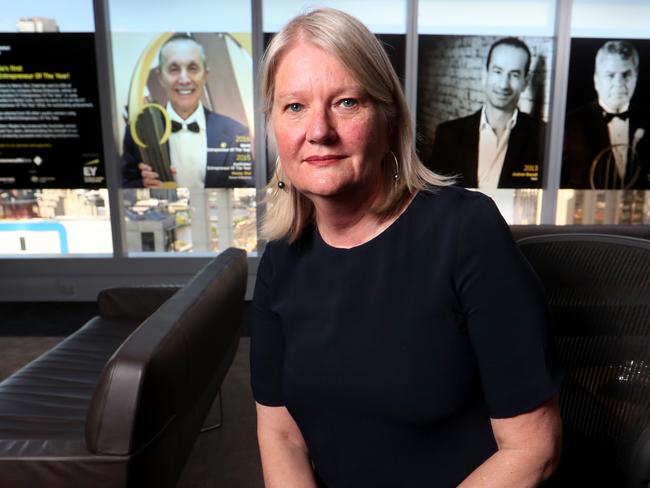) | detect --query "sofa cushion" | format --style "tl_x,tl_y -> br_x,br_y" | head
0,316 -> 139,458
0,249 -> 247,488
